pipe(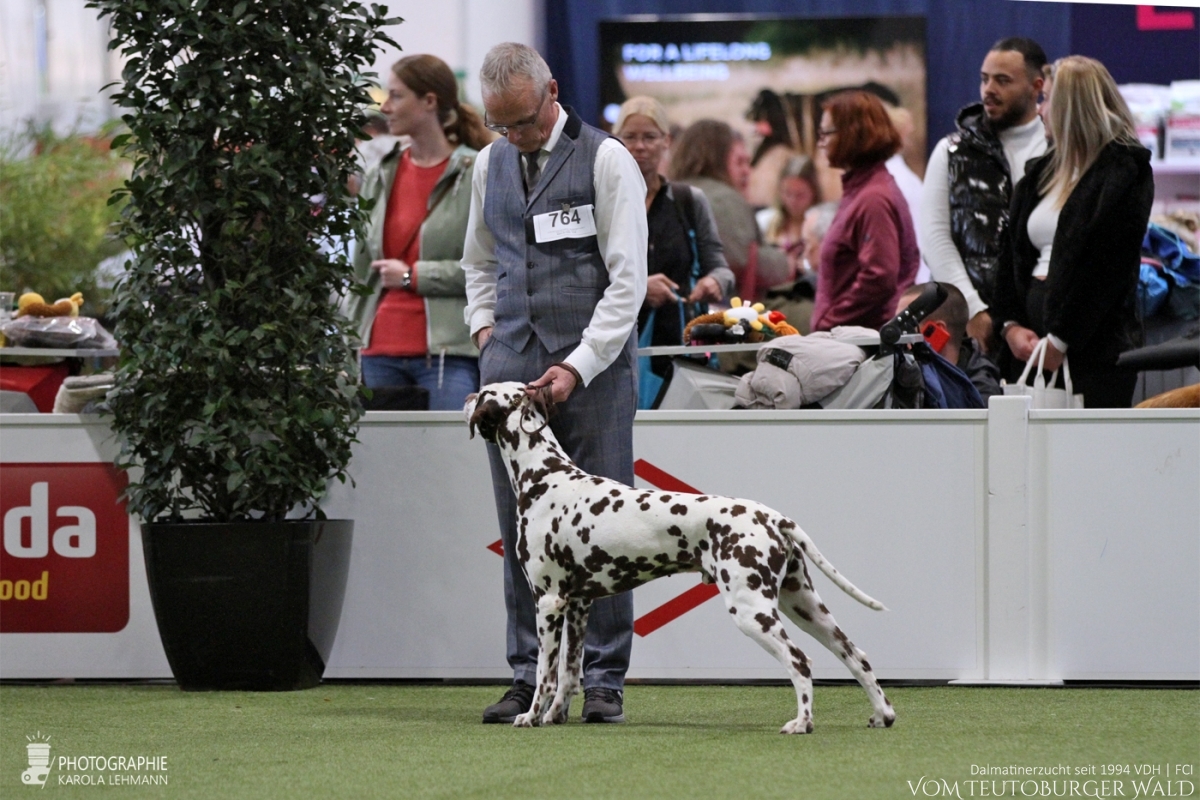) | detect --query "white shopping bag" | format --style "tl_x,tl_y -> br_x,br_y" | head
1002,338 -> 1085,409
